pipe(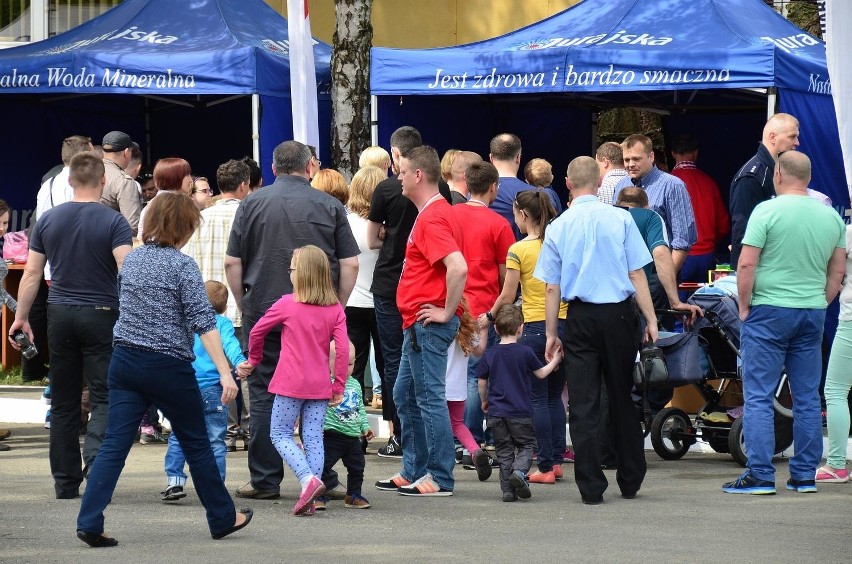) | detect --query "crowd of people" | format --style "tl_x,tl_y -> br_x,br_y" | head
2,111 -> 851,545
